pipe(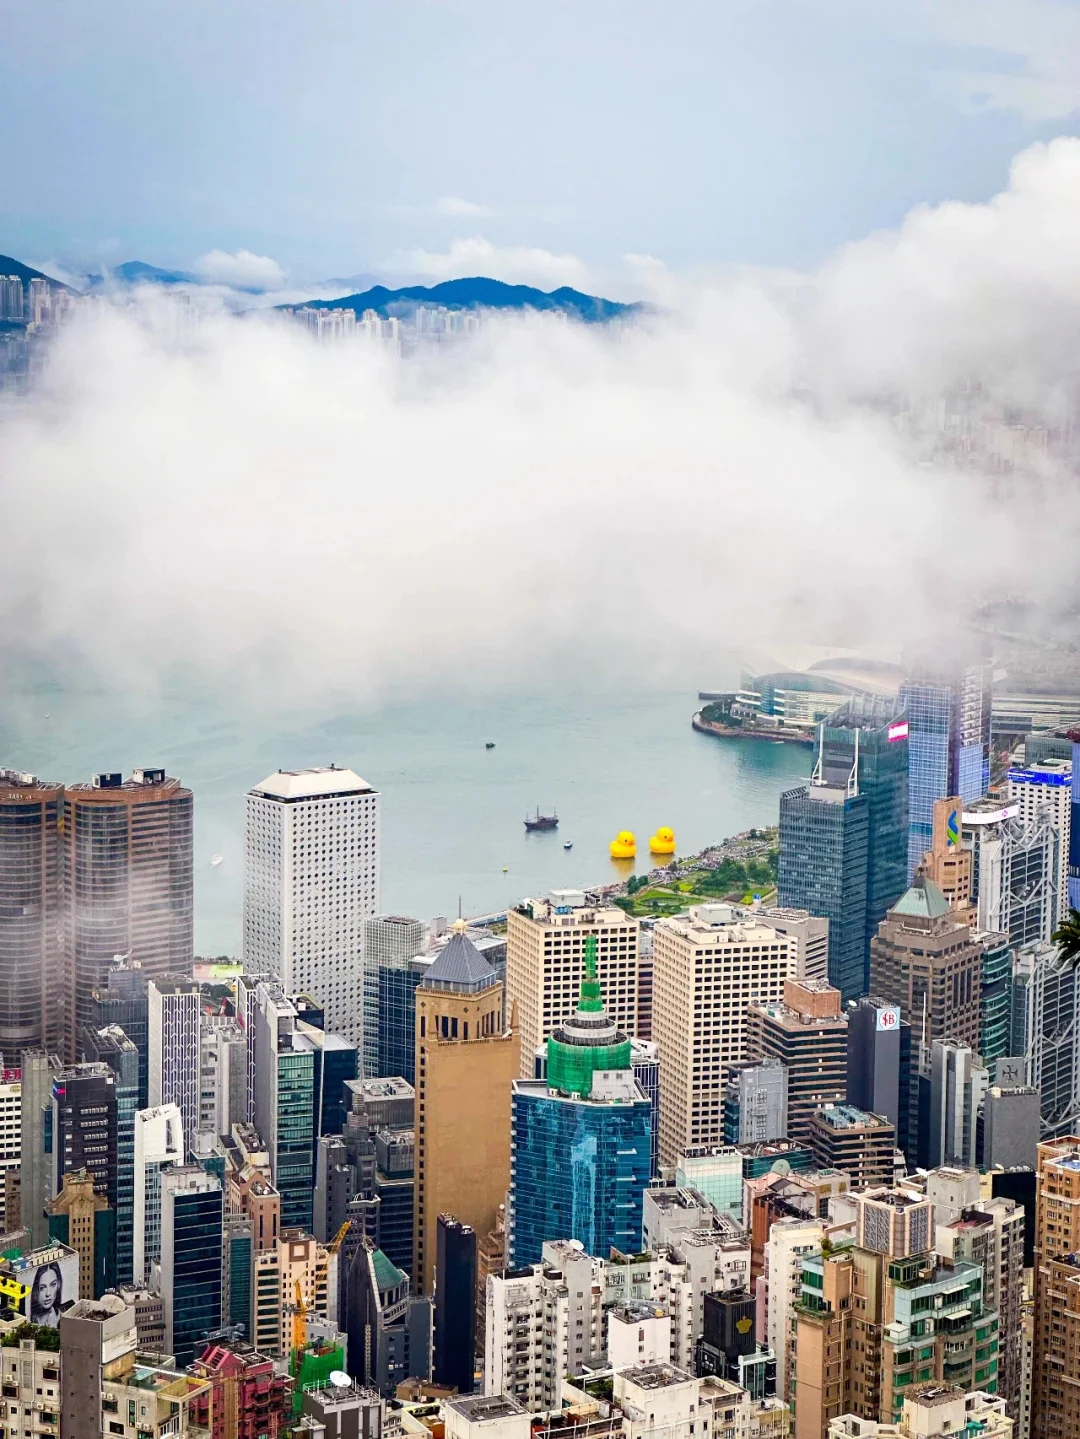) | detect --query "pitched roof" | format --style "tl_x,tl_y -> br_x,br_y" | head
250,766 -> 373,800
421,931 -> 497,993
371,1248 -> 407,1293
892,876 -> 951,919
